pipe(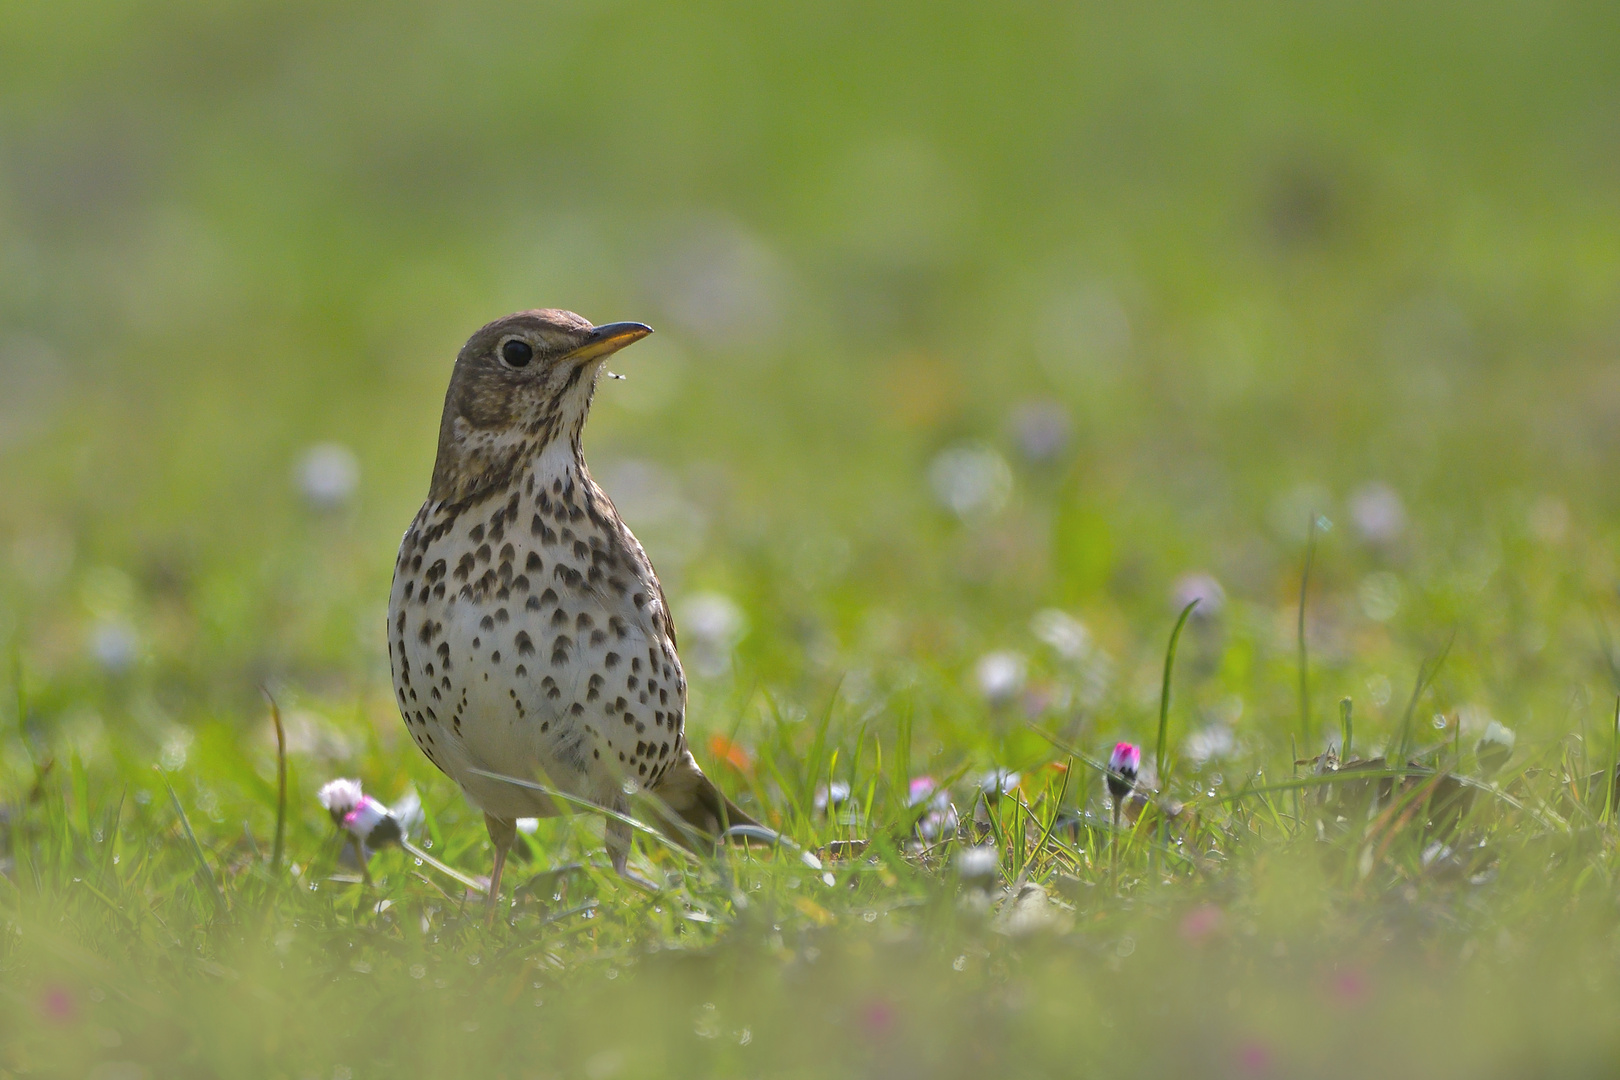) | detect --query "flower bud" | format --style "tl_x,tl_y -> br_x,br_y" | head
1107,742 -> 1141,802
